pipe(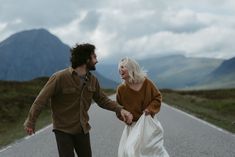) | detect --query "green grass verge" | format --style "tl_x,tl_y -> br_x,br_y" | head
0,109 -> 51,147
0,78 -> 52,148
161,89 -> 235,133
